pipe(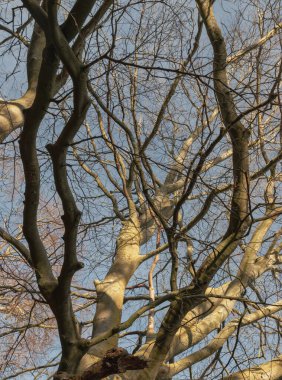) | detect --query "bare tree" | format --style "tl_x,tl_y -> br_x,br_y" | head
0,0 -> 281,379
